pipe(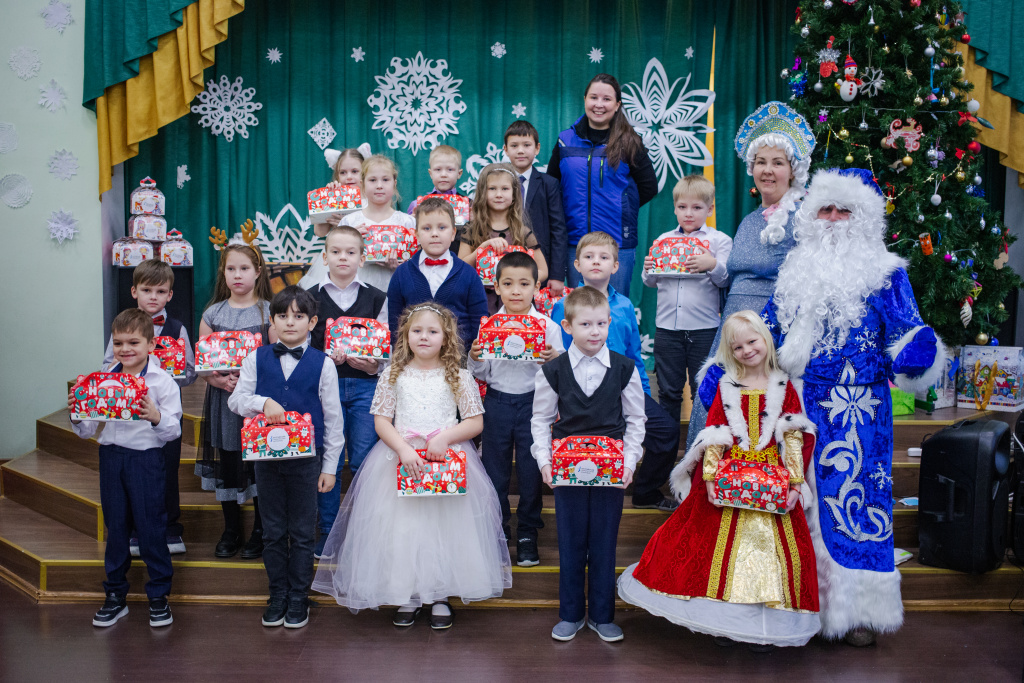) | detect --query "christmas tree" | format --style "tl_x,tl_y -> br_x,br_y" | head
786,0 -> 1019,348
